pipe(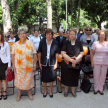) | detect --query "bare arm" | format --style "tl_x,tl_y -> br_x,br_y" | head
54,53 -> 58,70
76,52 -> 84,63
33,53 -> 37,66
